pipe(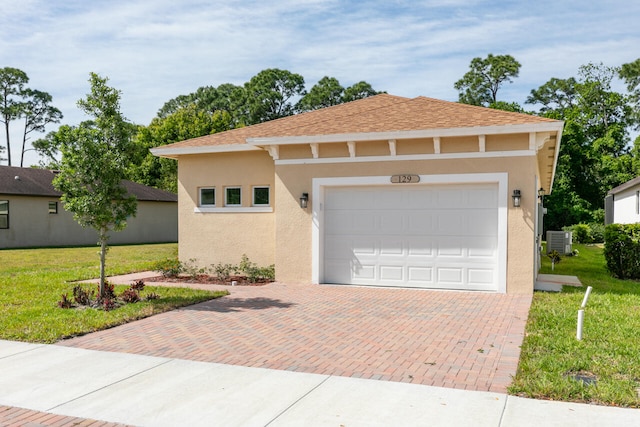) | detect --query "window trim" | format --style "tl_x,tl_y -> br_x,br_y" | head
252,186 -> 270,207
0,200 -> 8,229
48,201 -> 58,214
225,186 -> 242,207
199,187 -> 216,207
